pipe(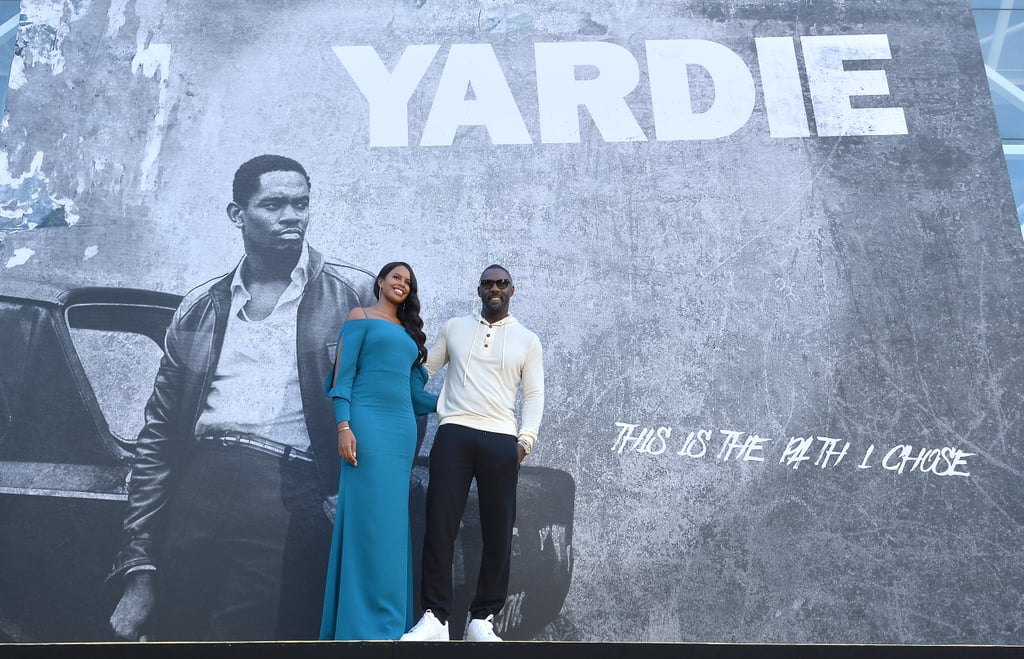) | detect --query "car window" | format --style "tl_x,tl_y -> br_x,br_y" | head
63,299 -> 176,445
0,298 -> 43,452
66,328 -> 163,442
0,299 -> 119,463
